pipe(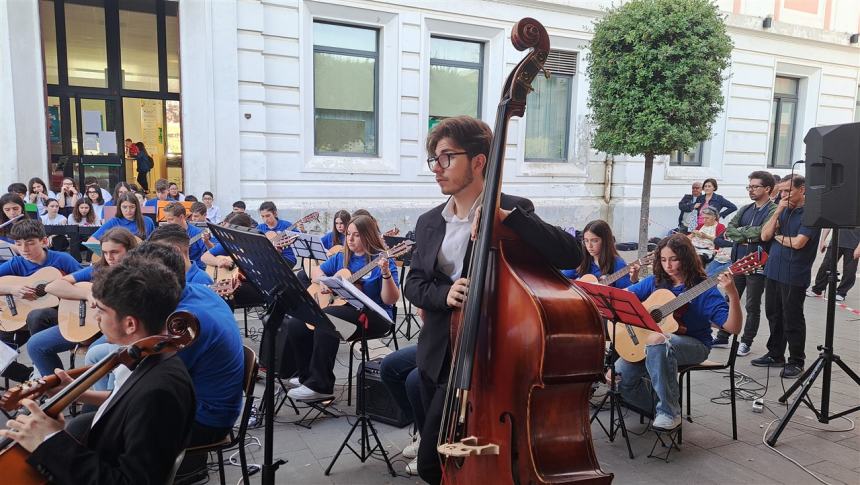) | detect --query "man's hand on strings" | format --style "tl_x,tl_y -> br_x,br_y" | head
470,206 -> 512,241
447,278 -> 469,308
